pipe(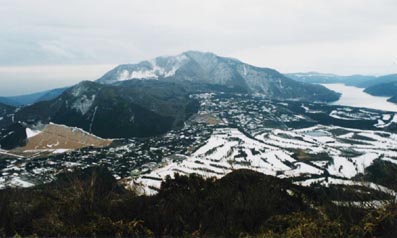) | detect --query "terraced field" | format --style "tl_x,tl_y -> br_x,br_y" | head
134,125 -> 397,196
